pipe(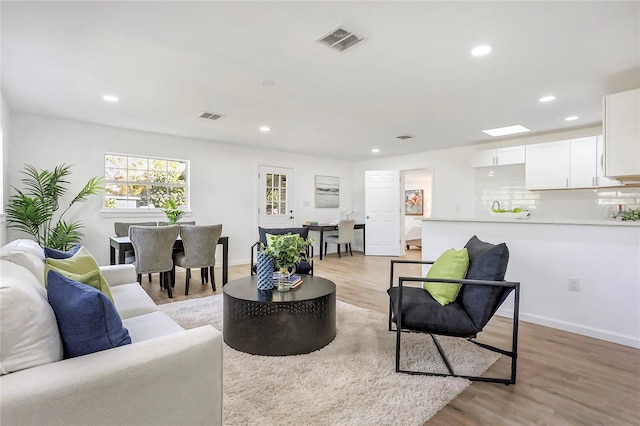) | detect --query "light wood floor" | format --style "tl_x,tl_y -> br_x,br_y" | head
147,250 -> 640,425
